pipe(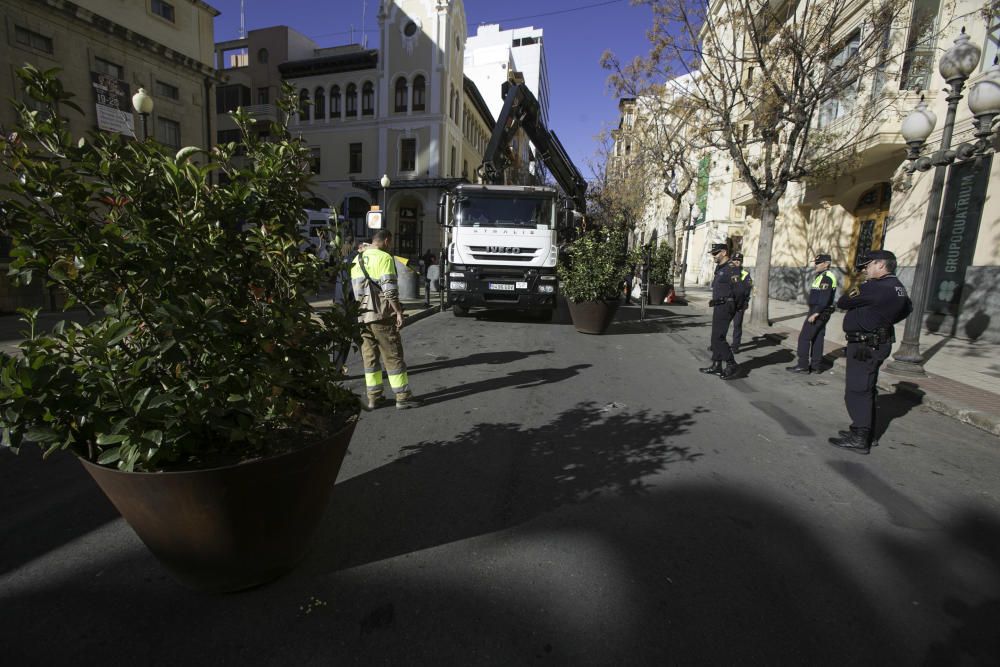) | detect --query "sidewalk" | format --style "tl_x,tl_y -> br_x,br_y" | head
0,290 -> 441,356
681,285 -> 1000,437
